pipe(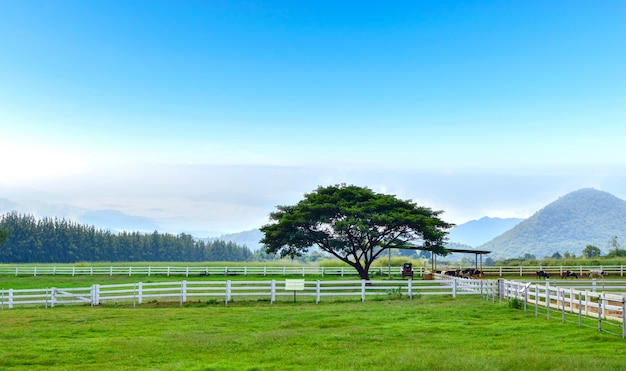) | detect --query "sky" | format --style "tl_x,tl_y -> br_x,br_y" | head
1,1 -> 625,236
